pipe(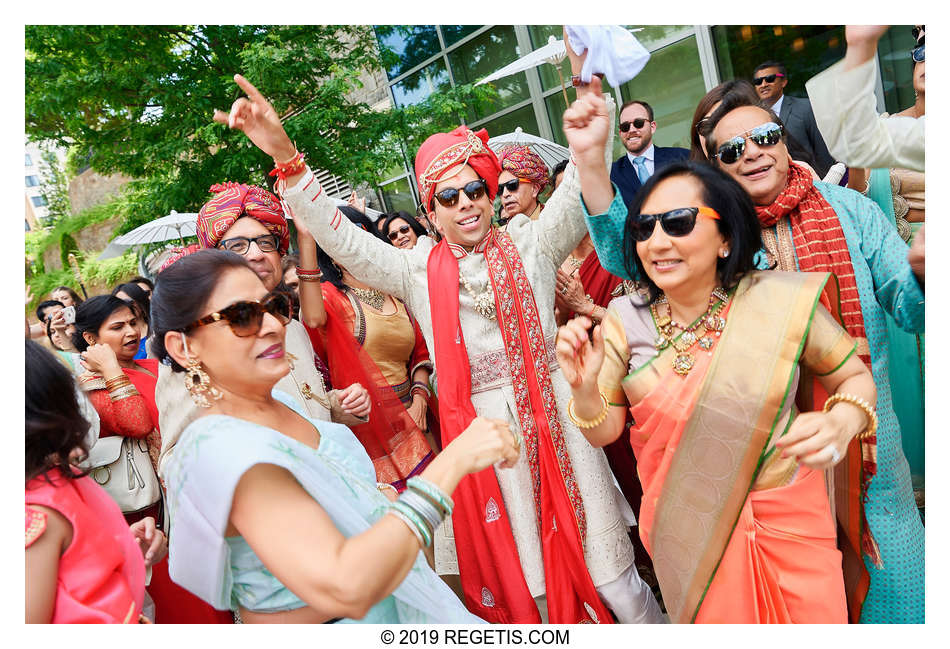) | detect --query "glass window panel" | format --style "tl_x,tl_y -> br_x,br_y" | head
441,25 -> 480,47
712,25 -> 846,99
375,25 -> 442,80
528,25 -> 571,93
378,176 -> 417,214
630,25 -> 693,50
615,36 -> 706,158
543,90 -> 577,148
25,153 -> 32,166
391,59 -> 451,108
475,103 -> 540,142
448,26 -> 530,122
26,175 -> 40,187
875,25 -> 918,114
31,195 -> 47,207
